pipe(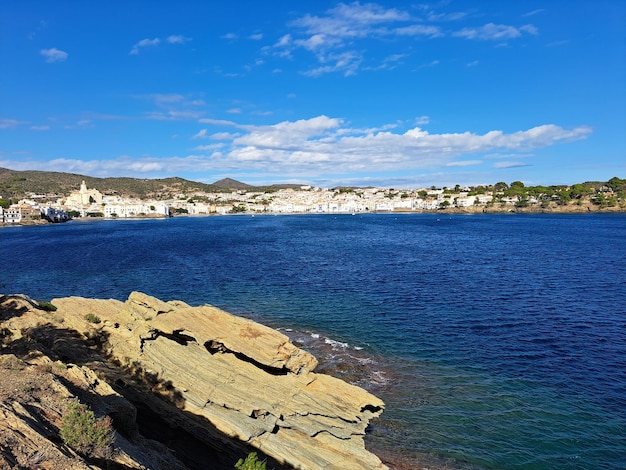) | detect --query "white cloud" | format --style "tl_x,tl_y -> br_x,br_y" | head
384,53 -> 406,63
144,94 -> 185,104
273,3 -> 427,75
520,24 -> 539,35
167,35 -> 191,44
523,9 -> 544,17
0,118 -> 28,129
454,23 -> 538,41
18,155 -> 230,177
129,38 -> 160,55
266,3 -> 542,76
233,115 -> 342,147
427,11 -> 467,22
393,25 -> 442,37
494,161 -> 531,169
446,160 -> 482,167
132,94 -> 205,123
485,152 -> 533,160
420,60 -> 440,68
297,33 -> 331,52
135,93 -> 206,117
31,125 -> 50,131
40,48 -> 68,63
170,111 -> 204,120
146,110 -> 203,121
208,117 -> 592,176
275,34 -> 292,47
249,33 -> 264,40
3,117 -> 591,182
193,143 -> 225,151
332,2 -> 410,23
192,129 -> 209,139
302,51 -> 363,77
63,119 -> 92,129
211,132 -> 239,140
